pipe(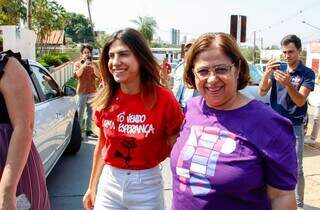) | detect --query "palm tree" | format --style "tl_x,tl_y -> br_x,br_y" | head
85,0 -> 95,43
132,16 -> 157,44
